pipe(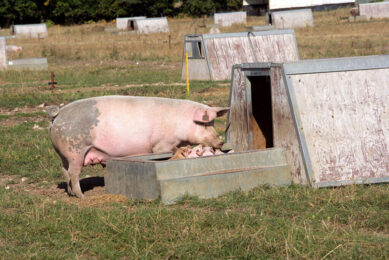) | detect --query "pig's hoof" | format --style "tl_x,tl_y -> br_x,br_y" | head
74,191 -> 84,199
